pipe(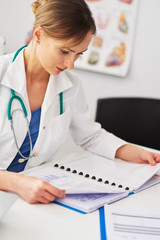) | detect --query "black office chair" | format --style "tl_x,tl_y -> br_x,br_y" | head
95,97 -> 160,150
